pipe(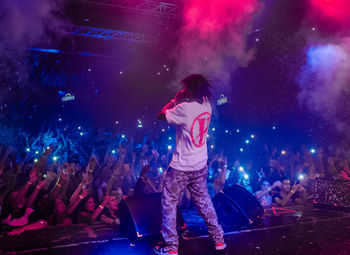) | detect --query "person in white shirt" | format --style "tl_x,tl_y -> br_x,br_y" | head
154,74 -> 225,255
